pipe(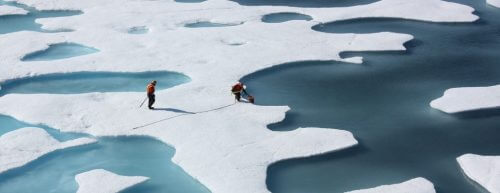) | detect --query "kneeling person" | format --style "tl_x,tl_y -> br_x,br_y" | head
231,82 -> 249,102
